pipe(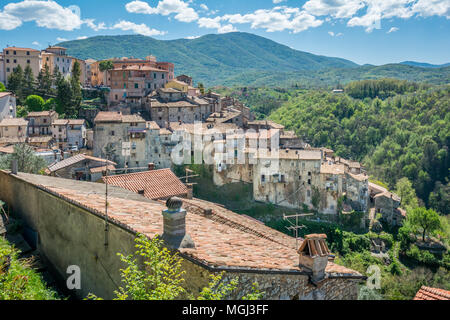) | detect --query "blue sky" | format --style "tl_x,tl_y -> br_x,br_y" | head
0,0 -> 449,65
